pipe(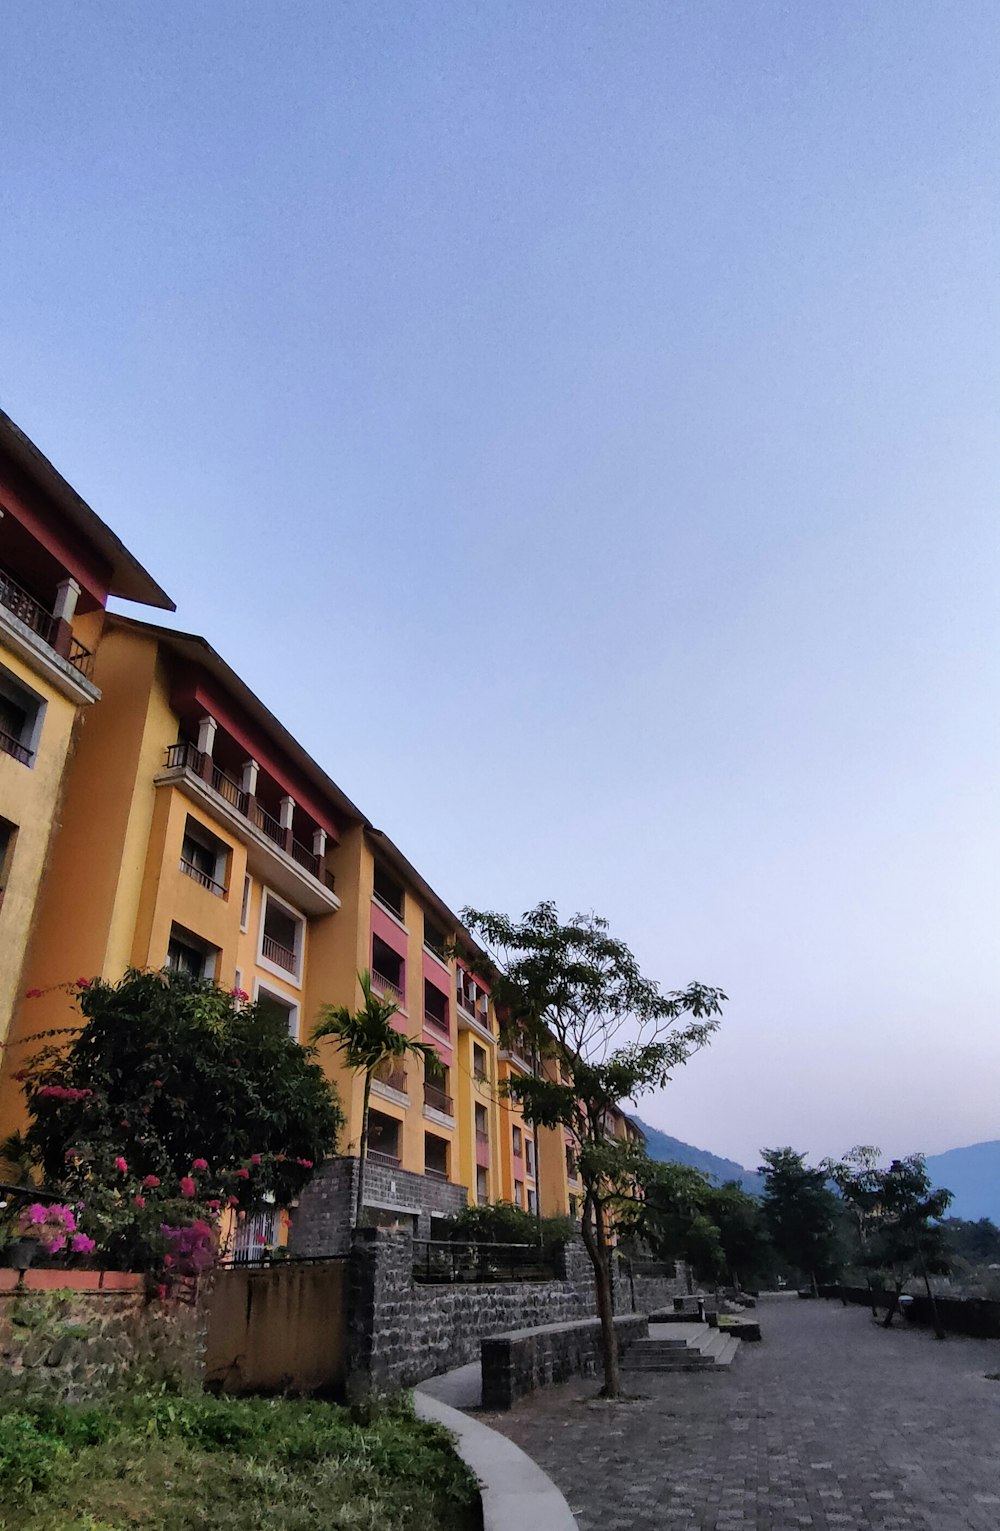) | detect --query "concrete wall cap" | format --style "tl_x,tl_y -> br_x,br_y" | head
413,1389 -> 577,1531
